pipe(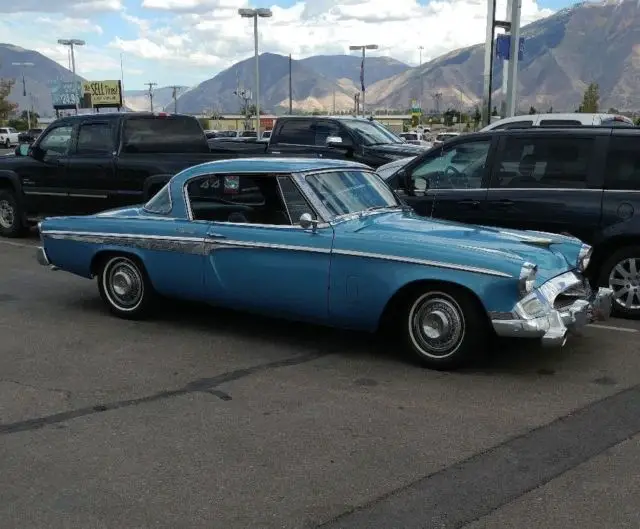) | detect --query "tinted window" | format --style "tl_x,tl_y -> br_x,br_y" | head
143,184 -> 172,214
275,120 -> 314,144
494,137 -> 593,189
344,120 -> 403,145
76,122 -> 113,154
122,116 -> 209,153
39,125 -> 73,156
314,121 -> 341,146
187,175 -> 265,205
493,120 -> 533,130
605,137 -> 640,190
539,119 -> 583,127
410,140 -> 491,190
